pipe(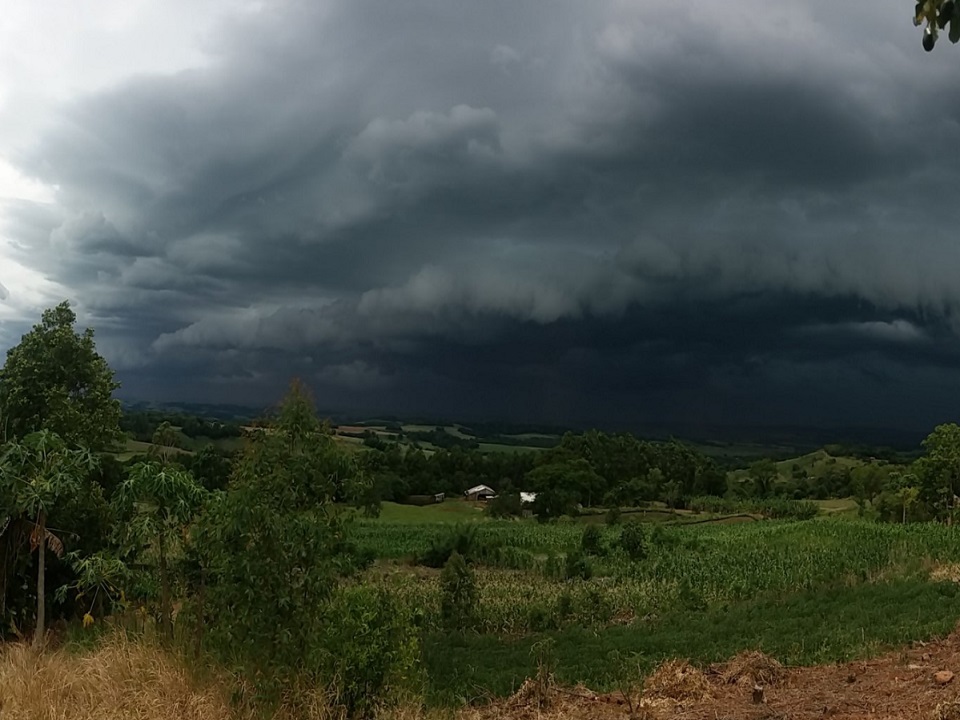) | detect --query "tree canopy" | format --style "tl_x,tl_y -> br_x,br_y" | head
0,302 -> 121,451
